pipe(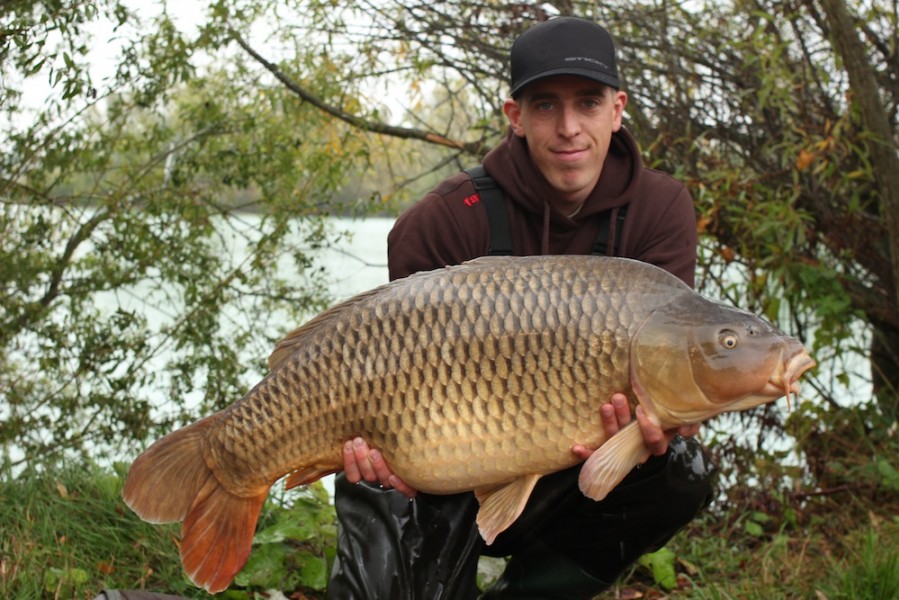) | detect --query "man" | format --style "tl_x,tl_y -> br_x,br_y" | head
328,16 -> 715,600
